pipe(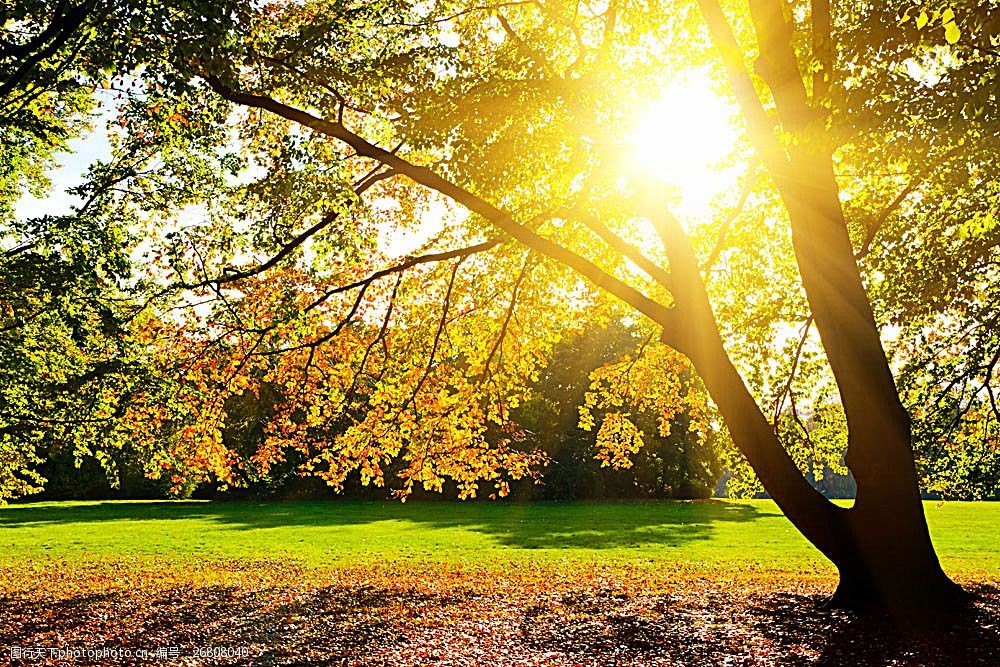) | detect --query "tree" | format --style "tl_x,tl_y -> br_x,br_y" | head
0,0 -> 139,499
157,0 -> 972,609
0,0 -> 240,501
518,321 -> 721,500
14,0 -> 999,611
826,3 -> 1000,503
